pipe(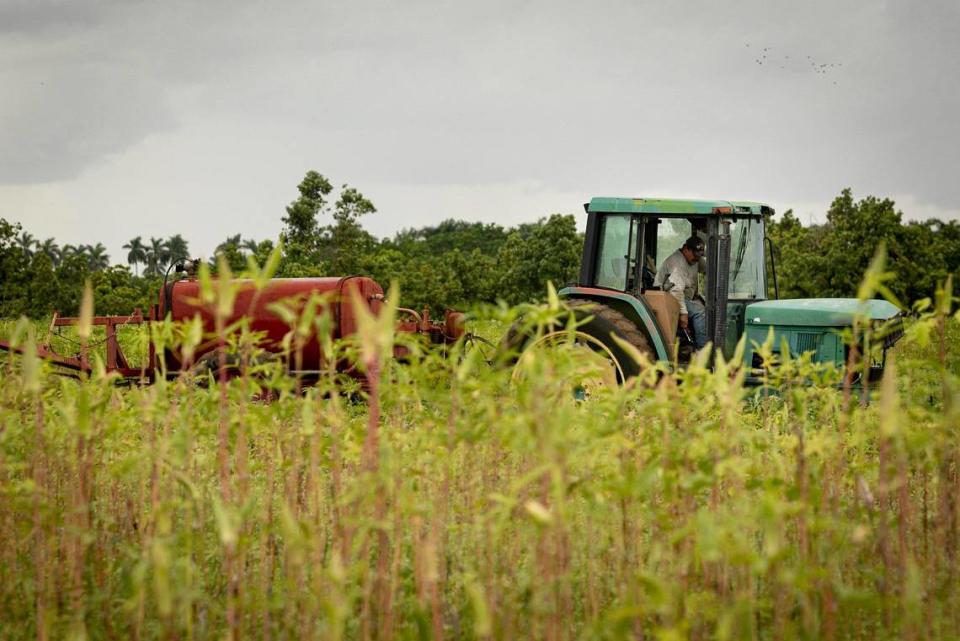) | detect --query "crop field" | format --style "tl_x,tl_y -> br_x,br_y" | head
0,285 -> 958,641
